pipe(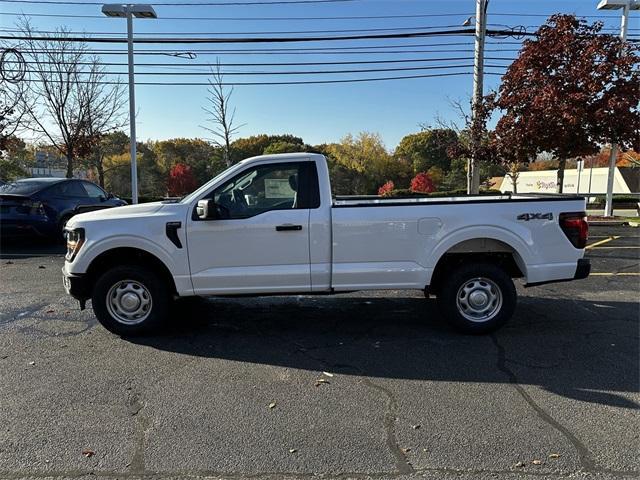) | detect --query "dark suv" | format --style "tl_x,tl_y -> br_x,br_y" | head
0,178 -> 126,240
